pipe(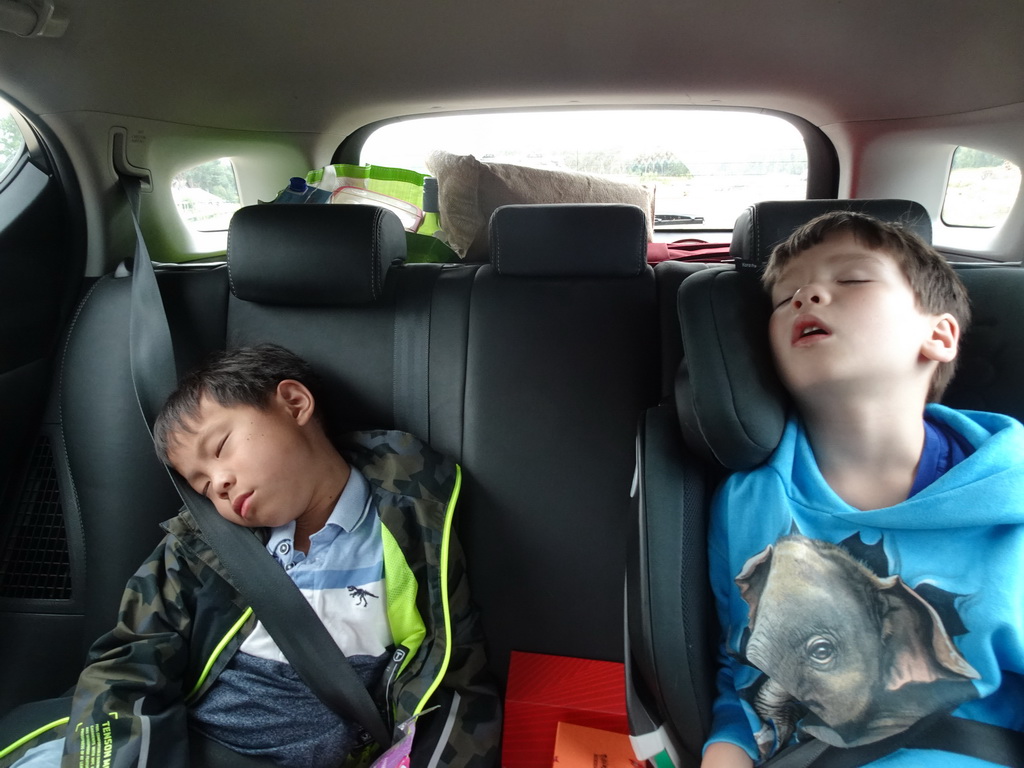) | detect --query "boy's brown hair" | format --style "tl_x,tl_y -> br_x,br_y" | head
153,344 -> 324,464
761,210 -> 972,402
